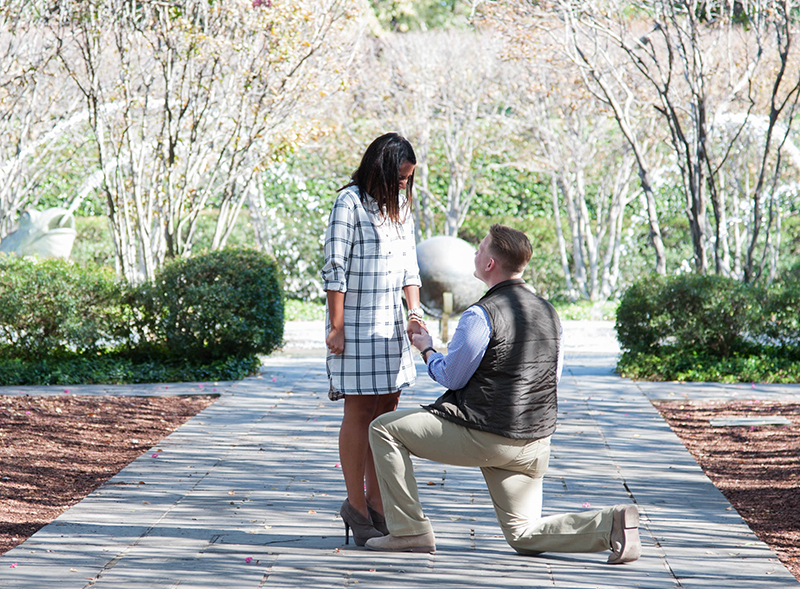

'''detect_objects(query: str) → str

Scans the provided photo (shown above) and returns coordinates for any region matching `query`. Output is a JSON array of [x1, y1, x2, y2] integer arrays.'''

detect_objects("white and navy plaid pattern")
[[322, 186, 421, 399]]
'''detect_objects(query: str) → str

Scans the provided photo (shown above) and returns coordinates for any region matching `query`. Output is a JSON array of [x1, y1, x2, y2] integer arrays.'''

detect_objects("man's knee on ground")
[[512, 546, 545, 556], [500, 522, 538, 554], [504, 532, 545, 556]]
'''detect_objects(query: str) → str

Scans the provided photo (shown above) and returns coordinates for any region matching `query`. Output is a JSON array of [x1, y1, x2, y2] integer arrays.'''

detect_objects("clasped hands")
[[406, 318, 433, 353]]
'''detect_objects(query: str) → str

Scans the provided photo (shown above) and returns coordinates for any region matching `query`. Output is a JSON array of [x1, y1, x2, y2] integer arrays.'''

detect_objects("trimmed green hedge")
[[133, 248, 284, 362], [0, 353, 261, 385], [0, 248, 283, 385], [615, 274, 800, 382], [615, 349, 800, 383], [0, 255, 127, 360]]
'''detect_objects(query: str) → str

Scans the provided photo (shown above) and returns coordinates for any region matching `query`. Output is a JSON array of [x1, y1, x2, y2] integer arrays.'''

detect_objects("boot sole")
[[608, 505, 640, 564]]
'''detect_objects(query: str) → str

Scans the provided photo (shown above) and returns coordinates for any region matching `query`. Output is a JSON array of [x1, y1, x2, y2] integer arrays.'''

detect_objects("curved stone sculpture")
[[416, 235, 486, 318], [0, 208, 77, 259]]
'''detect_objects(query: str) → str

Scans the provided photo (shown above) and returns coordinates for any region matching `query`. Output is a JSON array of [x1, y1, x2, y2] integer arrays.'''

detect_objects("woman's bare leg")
[[340, 395, 380, 516], [340, 393, 400, 517]]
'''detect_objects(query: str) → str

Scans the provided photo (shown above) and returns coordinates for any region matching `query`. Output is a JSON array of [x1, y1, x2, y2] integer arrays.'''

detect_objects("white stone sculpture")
[[0, 208, 77, 259], [416, 235, 486, 317]]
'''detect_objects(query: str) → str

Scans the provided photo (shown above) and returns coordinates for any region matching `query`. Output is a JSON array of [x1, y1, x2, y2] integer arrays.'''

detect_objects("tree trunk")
[[551, 174, 576, 299], [557, 174, 588, 298]]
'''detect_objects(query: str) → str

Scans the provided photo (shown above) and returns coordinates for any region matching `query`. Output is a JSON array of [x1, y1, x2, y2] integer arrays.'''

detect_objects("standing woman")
[[321, 133, 424, 546]]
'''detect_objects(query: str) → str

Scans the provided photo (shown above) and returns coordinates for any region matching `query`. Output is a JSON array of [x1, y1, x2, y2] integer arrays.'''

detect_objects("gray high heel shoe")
[[340, 499, 383, 546], [367, 504, 389, 536]]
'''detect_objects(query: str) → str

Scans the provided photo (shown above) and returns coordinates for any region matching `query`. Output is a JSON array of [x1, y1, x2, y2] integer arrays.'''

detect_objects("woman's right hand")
[[326, 290, 346, 355], [326, 326, 345, 355]]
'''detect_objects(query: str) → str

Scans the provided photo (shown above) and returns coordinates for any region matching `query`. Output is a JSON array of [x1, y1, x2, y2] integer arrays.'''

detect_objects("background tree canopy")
[[2, 0, 800, 304]]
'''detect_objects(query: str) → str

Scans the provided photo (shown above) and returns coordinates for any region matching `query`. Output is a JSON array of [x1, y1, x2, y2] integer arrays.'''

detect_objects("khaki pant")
[[369, 408, 615, 554]]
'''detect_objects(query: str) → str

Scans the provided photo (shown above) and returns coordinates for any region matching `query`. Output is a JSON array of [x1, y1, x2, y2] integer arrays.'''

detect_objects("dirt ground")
[[0, 393, 798, 582], [0, 394, 217, 555], [653, 400, 800, 582]]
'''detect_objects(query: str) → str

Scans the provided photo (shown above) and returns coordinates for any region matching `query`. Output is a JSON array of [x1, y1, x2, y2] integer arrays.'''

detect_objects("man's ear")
[[485, 257, 496, 272]]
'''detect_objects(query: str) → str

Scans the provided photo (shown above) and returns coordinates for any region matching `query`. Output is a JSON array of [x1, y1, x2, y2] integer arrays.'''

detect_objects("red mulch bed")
[[0, 394, 216, 555], [653, 400, 800, 582]]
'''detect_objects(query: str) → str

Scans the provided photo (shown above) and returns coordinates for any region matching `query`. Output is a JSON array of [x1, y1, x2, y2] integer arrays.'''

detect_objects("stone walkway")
[[0, 322, 797, 587]]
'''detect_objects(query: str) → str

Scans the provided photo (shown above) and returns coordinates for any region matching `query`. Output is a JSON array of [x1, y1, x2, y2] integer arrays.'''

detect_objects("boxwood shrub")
[[135, 248, 284, 362], [0, 247, 283, 385], [0, 254, 127, 360], [616, 274, 800, 382]]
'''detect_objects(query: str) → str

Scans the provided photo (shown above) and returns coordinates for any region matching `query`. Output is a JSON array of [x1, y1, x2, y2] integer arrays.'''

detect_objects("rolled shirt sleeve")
[[321, 195, 354, 293]]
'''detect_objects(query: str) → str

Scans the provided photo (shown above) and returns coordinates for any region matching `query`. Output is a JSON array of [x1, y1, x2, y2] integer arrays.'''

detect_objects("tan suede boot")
[[365, 531, 436, 553]]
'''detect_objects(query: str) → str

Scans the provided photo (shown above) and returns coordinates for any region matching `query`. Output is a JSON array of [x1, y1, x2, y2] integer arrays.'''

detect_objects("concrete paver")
[[0, 321, 797, 587]]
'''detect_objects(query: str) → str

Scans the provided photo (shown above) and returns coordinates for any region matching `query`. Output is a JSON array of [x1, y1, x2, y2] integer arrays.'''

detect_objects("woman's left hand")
[[406, 318, 427, 340]]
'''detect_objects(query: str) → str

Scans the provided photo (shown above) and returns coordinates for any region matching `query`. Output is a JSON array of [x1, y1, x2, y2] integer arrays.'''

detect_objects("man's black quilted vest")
[[425, 279, 560, 440]]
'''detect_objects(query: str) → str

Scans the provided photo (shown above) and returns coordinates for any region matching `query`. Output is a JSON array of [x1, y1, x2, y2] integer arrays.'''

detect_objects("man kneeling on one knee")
[[366, 224, 641, 564]]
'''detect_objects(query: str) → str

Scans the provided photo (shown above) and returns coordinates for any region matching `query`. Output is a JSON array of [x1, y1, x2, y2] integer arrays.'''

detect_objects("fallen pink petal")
[[152, 453, 159, 458], [10, 563, 17, 568], [582, 502, 591, 508], [245, 557, 253, 564]]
